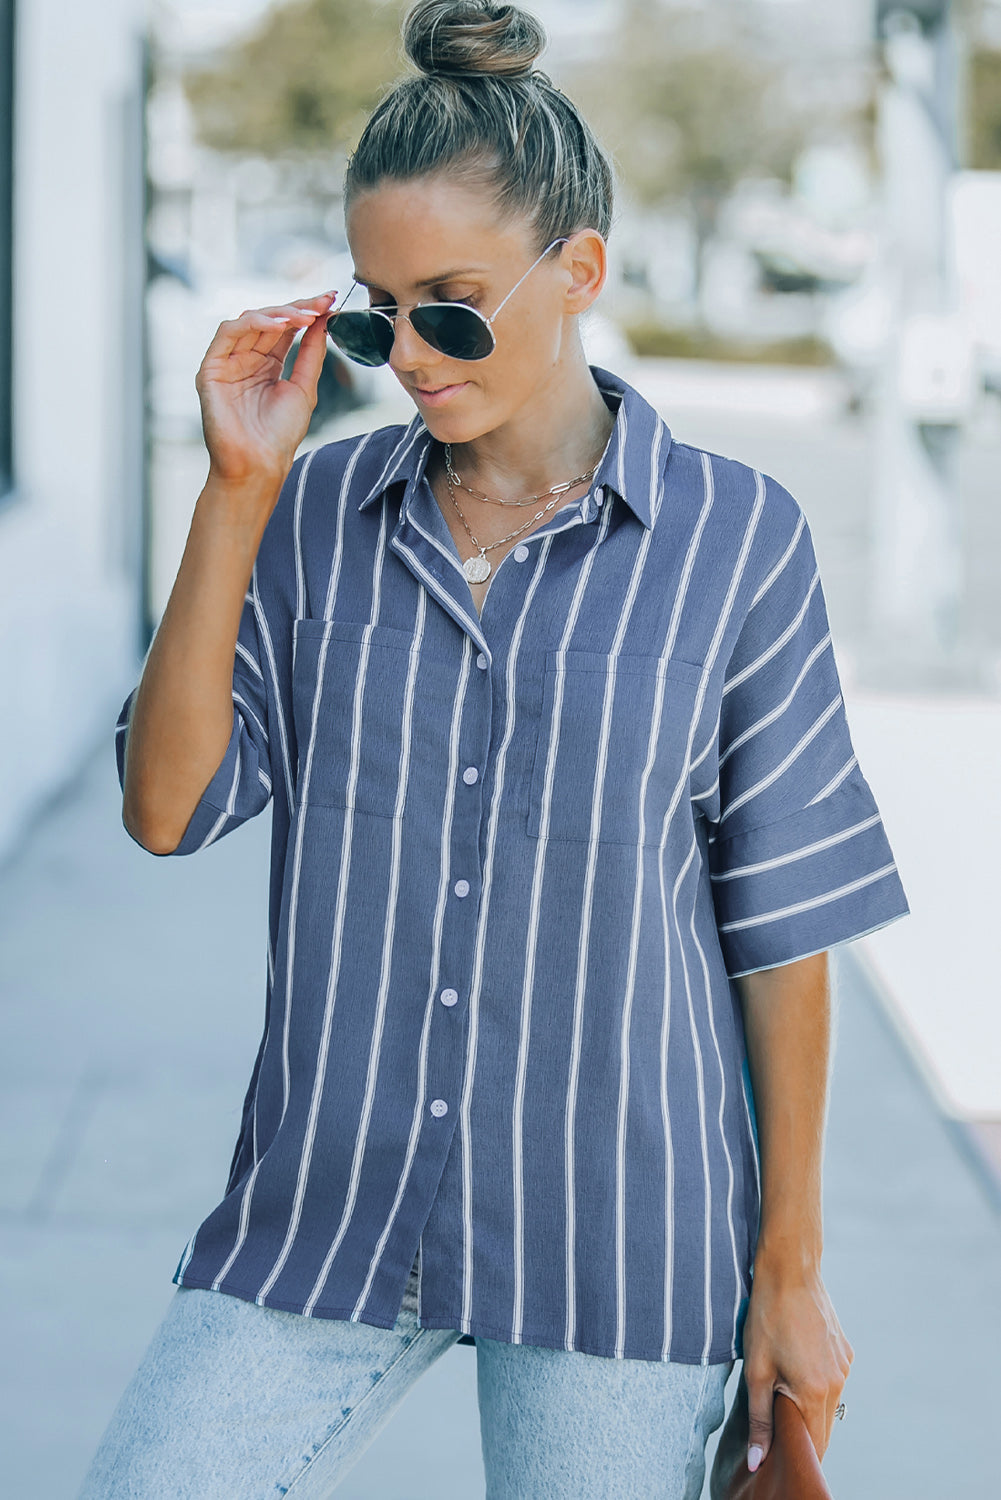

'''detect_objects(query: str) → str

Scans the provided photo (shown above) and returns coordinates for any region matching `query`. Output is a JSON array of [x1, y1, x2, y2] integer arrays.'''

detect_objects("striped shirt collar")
[[357, 364, 669, 530]]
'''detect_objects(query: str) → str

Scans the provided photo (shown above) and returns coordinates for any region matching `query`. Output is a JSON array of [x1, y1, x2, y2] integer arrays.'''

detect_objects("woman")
[[82, 2, 910, 1496]]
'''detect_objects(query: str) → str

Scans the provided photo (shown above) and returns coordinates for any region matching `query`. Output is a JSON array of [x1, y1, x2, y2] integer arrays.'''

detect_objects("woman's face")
[[344, 174, 598, 444]]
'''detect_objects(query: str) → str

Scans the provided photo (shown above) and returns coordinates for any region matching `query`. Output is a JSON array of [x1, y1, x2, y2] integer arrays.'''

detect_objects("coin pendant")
[[463, 554, 491, 584]]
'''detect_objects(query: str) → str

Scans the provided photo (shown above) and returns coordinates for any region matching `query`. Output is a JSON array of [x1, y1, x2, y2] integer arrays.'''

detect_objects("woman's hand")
[[741, 1252, 853, 1470], [194, 290, 337, 495]]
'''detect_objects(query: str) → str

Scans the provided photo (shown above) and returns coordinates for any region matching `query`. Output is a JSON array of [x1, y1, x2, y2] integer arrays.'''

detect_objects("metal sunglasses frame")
[[325, 237, 570, 365]]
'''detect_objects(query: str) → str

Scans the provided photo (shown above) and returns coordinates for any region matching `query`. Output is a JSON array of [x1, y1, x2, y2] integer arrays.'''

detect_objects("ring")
[[834, 1402, 846, 1421]]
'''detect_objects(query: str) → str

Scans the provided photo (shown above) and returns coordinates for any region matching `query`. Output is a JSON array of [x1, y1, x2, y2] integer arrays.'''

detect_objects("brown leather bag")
[[709, 1368, 835, 1500]]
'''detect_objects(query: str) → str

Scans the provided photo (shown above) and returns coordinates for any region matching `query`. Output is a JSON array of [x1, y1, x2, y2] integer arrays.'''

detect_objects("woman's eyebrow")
[[352, 266, 487, 290]]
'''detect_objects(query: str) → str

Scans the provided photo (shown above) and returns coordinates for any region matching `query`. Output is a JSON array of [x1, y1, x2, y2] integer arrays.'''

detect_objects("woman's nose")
[[388, 313, 440, 372]]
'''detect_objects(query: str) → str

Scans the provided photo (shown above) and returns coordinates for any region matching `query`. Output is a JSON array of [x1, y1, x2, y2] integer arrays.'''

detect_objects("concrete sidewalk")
[[1, 717, 999, 1498]]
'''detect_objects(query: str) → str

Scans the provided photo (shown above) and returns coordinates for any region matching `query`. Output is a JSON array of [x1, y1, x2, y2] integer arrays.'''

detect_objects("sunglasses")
[[325, 238, 569, 367]]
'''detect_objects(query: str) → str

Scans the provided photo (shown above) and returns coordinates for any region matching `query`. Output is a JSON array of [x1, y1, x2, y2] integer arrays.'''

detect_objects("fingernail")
[[747, 1445, 764, 1472]]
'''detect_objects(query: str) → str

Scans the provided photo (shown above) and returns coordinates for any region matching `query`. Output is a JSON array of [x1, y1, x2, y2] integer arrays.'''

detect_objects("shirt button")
[[595, 486, 605, 505], [430, 1099, 449, 1118], [462, 766, 479, 785], [453, 879, 470, 898], [476, 653, 488, 670], [513, 544, 530, 562], [440, 988, 458, 1007]]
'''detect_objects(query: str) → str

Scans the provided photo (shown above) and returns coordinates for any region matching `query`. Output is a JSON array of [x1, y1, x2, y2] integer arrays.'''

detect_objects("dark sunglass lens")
[[326, 311, 394, 367], [412, 304, 494, 361]]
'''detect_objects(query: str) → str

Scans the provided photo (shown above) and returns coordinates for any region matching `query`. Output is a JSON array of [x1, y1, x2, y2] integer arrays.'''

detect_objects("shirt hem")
[[726, 906, 910, 978], [173, 1271, 739, 1365]]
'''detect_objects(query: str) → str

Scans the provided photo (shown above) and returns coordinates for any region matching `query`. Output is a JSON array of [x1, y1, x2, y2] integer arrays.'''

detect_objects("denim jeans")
[[77, 1257, 733, 1499]]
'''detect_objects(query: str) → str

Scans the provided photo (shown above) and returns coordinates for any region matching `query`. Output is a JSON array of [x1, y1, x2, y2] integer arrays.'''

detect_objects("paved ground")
[[3, 365, 1000, 1496]]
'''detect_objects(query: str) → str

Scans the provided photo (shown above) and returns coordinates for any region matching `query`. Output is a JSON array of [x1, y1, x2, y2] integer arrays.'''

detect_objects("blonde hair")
[[344, 1, 614, 249]]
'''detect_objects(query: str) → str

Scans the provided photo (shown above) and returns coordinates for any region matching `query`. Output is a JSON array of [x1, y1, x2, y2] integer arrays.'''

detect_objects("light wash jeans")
[[77, 1257, 733, 1499]]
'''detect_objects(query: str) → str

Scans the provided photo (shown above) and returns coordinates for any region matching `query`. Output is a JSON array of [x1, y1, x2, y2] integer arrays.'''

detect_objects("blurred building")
[[0, 0, 149, 862]]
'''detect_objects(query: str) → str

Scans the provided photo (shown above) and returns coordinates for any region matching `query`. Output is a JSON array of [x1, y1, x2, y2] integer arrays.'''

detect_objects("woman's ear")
[[562, 229, 607, 316]]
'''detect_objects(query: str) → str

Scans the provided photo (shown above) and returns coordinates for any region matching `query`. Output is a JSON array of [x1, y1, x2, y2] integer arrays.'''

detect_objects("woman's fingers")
[[204, 293, 338, 363], [285, 306, 334, 398]]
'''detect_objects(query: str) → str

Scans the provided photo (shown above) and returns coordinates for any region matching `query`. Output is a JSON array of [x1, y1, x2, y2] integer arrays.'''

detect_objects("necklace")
[[442, 445, 602, 584], [444, 444, 599, 508], [444, 471, 566, 583]]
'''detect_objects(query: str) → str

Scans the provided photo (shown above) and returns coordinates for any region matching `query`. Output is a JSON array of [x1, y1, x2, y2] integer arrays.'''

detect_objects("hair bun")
[[404, 1, 546, 79]]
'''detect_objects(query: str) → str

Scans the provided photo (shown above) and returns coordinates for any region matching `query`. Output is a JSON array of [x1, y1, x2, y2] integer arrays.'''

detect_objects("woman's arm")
[[122, 292, 334, 854], [735, 951, 854, 1471]]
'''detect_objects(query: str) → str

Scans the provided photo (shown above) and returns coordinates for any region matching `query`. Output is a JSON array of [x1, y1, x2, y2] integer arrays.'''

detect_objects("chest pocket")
[[291, 617, 454, 816], [527, 649, 707, 846]]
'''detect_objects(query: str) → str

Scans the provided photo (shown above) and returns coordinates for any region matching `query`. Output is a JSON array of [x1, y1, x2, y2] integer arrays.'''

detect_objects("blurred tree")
[[566, 0, 819, 312], [969, 49, 1001, 165], [184, 0, 407, 158]]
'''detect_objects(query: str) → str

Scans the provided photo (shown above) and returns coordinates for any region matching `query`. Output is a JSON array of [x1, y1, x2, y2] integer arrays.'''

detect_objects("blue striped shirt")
[[115, 365, 909, 1365]]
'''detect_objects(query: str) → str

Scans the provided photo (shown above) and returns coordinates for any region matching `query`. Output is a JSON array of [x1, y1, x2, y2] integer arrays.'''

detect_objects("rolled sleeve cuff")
[[709, 778, 911, 977], [115, 694, 252, 858]]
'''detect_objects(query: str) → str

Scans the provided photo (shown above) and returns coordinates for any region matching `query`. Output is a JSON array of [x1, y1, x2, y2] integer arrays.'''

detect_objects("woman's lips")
[[413, 382, 469, 407]]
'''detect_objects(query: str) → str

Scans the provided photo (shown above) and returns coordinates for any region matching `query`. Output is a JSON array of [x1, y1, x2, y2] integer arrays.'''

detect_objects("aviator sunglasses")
[[325, 238, 569, 367]]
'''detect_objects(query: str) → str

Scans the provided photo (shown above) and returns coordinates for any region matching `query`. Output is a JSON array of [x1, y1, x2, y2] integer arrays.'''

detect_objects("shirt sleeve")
[[114, 581, 273, 857], [707, 487, 910, 977]]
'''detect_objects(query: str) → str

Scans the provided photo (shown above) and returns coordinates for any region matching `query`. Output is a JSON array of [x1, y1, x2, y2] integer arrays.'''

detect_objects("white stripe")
[[671, 838, 714, 1358], [175, 1231, 198, 1281], [293, 448, 307, 621], [808, 754, 857, 804], [653, 459, 766, 1359], [719, 695, 842, 826], [654, 444, 723, 1362], [359, 420, 427, 507], [614, 418, 714, 1357], [233, 691, 268, 747], [616, 655, 671, 1355], [718, 633, 832, 770], [718, 863, 898, 931], [322, 433, 379, 618], [219, 448, 365, 1298], [710, 814, 881, 882], [209, 1157, 264, 1292], [690, 723, 719, 773], [649, 411, 669, 526], [350, 638, 474, 1318], [560, 507, 651, 1349], [235, 640, 264, 681], [401, 507, 471, 573], [255, 499, 393, 1303], [503, 485, 623, 1342], [304, 590, 430, 1317], [568, 551, 654, 1353], [252, 445, 322, 815], [749, 511, 805, 610], [686, 851, 742, 1359], [470, 526, 578, 1341], [722, 570, 821, 697], [192, 737, 242, 851], [391, 539, 487, 656], [658, 818, 676, 1359]]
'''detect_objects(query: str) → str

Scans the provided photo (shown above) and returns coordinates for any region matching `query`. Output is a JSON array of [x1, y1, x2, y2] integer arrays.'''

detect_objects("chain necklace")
[[445, 467, 601, 584], [444, 443, 599, 508], [442, 445, 602, 585]]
